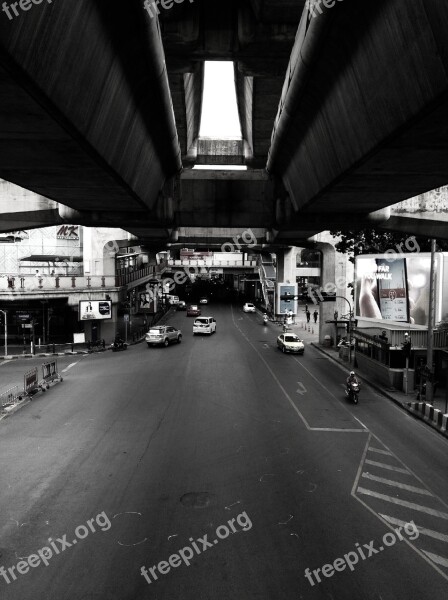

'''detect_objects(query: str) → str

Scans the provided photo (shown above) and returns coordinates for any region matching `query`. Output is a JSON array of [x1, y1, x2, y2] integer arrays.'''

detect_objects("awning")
[[19, 255, 83, 262]]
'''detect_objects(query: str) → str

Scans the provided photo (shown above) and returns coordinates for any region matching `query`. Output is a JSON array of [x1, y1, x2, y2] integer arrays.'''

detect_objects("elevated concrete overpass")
[[1, 0, 448, 247]]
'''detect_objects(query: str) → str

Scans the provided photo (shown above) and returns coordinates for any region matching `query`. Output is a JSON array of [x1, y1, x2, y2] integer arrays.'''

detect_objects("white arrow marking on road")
[[62, 361, 78, 373], [296, 382, 307, 395]]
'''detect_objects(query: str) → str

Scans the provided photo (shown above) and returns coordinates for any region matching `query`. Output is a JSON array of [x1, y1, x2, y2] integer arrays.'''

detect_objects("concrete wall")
[[356, 353, 404, 390]]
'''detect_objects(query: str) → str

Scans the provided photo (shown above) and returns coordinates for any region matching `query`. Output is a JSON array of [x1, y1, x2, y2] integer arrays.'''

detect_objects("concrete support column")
[[312, 235, 354, 345], [276, 248, 298, 284]]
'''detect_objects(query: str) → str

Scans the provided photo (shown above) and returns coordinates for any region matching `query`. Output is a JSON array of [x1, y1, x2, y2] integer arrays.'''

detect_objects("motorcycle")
[[263, 315, 268, 325], [111, 340, 128, 352], [345, 381, 360, 404]]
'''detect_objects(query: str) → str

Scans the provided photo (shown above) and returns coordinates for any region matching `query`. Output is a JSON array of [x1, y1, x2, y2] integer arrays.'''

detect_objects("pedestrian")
[[313, 310, 318, 323], [306, 309, 310, 323]]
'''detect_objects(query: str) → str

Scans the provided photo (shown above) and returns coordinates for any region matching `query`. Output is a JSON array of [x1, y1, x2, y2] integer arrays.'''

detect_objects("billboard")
[[78, 300, 112, 321], [355, 253, 448, 327], [276, 283, 298, 314]]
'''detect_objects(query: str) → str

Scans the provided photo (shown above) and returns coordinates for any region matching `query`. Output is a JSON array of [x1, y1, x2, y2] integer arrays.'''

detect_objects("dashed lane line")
[[61, 362, 79, 373], [362, 472, 433, 496]]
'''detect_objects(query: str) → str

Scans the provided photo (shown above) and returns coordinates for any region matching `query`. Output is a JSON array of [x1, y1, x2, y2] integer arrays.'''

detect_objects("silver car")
[[146, 326, 182, 347]]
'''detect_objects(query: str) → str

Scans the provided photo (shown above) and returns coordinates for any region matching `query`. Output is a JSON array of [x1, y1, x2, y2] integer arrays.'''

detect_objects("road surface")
[[0, 304, 447, 599]]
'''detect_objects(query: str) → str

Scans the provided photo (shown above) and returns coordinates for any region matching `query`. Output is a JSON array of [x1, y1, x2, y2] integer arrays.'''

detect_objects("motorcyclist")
[[263, 313, 268, 324], [114, 334, 124, 347], [346, 371, 359, 391]]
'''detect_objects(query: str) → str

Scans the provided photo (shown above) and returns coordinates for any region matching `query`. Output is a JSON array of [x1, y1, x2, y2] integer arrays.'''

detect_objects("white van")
[[193, 316, 217, 335], [166, 295, 179, 305]]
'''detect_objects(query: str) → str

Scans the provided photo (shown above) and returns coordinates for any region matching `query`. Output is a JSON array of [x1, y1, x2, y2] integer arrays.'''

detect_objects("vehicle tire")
[[354, 394, 358, 404], [177, 335, 182, 343], [164, 338, 169, 347], [282, 346, 286, 353], [147, 343, 151, 348]]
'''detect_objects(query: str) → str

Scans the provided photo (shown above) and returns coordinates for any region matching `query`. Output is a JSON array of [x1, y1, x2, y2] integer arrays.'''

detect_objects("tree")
[[329, 228, 448, 262]]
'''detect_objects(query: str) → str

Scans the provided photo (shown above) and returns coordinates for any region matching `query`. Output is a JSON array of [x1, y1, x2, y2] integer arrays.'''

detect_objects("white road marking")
[[380, 514, 448, 543], [421, 550, 448, 569], [61, 361, 78, 373], [364, 459, 411, 474], [231, 306, 366, 433], [296, 382, 307, 395], [368, 447, 392, 456], [357, 487, 448, 520], [292, 355, 368, 430], [362, 472, 433, 496]]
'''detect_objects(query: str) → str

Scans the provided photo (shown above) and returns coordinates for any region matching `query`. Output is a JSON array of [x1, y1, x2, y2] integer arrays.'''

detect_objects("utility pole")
[[426, 239, 437, 403], [0, 310, 7, 358]]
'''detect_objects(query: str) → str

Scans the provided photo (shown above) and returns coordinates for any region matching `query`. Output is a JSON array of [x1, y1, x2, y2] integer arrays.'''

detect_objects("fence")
[[0, 386, 20, 407], [41, 360, 62, 388], [24, 367, 39, 395], [0, 275, 119, 292]]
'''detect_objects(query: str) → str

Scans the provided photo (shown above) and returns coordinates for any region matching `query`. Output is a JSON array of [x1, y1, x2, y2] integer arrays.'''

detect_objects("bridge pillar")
[[312, 236, 354, 346], [276, 248, 298, 284]]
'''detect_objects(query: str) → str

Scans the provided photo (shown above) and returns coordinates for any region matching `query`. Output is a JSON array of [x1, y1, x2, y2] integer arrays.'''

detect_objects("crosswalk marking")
[[380, 514, 448, 543], [357, 487, 448, 520], [362, 472, 433, 496], [421, 550, 448, 569], [364, 459, 411, 475], [368, 446, 392, 456]]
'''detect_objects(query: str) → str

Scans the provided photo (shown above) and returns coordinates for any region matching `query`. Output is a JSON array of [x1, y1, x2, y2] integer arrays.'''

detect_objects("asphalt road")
[[0, 304, 447, 599]]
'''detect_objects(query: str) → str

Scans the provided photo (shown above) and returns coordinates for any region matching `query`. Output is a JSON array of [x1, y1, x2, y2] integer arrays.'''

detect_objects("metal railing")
[[0, 385, 20, 407], [354, 328, 448, 349], [0, 275, 120, 292]]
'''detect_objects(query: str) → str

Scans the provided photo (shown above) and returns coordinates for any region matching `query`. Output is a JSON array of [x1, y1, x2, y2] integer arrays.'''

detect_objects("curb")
[[311, 343, 448, 439]]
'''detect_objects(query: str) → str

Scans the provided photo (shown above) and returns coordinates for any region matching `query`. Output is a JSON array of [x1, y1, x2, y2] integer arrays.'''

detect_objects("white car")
[[199, 297, 209, 304], [277, 333, 305, 354], [146, 326, 182, 347], [243, 303, 256, 313], [193, 317, 216, 335]]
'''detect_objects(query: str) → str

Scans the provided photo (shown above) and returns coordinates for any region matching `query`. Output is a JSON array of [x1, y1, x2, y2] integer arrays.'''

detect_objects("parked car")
[[199, 297, 209, 304], [243, 302, 256, 313], [187, 304, 201, 317], [277, 333, 305, 354], [146, 326, 182, 347], [176, 301, 187, 311], [193, 317, 217, 335]]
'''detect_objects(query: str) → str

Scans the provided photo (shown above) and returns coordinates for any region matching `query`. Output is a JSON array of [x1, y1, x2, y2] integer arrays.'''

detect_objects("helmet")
[[350, 371, 355, 376]]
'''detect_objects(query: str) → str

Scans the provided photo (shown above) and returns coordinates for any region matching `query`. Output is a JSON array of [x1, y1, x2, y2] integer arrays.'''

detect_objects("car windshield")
[[149, 329, 163, 334], [285, 335, 300, 342], [190, 305, 198, 309], [195, 318, 207, 324]]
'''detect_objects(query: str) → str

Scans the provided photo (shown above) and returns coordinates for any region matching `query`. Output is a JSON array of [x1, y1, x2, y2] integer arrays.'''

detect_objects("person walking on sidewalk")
[[306, 308, 311, 323], [313, 310, 318, 323]]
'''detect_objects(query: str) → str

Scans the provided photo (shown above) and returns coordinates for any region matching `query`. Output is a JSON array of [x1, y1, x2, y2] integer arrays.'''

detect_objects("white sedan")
[[243, 303, 256, 313], [277, 333, 305, 354]]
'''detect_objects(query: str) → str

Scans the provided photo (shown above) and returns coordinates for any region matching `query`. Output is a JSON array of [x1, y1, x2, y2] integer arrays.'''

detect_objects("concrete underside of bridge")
[[0, 0, 447, 247]]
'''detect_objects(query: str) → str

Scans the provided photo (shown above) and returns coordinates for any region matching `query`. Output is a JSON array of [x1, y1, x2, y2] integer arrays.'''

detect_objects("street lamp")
[[0, 309, 7, 358]]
